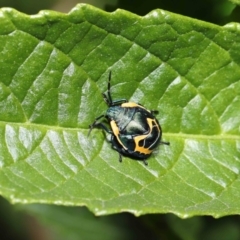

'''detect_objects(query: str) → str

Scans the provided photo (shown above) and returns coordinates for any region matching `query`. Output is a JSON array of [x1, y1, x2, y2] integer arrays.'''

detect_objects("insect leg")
[[150, 110, 159, 115], [143, 159, 148, 166], [88, 115, 112, 136], [160, 141, 170, 145]]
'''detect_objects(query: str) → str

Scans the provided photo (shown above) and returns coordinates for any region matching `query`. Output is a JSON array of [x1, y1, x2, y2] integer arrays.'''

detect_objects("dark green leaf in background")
[[22, 204, 129, 240], [107, 0, 238, 25], [0, 4, 239, 217], [229, 0, 240, 5]]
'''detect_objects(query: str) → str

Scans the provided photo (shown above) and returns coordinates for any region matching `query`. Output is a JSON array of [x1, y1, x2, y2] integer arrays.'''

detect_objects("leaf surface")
[[0, 4, 240, 217]]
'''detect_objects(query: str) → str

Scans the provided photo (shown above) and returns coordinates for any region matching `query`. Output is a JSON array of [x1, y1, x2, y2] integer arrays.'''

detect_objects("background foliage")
[[0, 0, 240, 239]]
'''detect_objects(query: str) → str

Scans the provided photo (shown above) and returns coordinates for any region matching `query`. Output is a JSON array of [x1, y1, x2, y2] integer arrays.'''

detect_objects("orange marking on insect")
[[121, 102, 150, 112], [134, 118, 160, 155], [134, 134, 152, 155], [110, 120, 127, 150]]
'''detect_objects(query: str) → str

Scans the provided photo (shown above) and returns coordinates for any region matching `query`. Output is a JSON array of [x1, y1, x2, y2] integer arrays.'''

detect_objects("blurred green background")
[[0, 0, 239, 24], [0, 0, 240, 239]]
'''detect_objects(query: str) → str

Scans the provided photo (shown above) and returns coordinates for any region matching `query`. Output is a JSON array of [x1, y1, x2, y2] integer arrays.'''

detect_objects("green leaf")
[[229, 0, 240, 5], [0, 4, 239, 217]]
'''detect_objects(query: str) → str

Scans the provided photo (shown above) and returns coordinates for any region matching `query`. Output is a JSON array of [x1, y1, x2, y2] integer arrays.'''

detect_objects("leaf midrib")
[[0, 122, 239, 140], [166, 133, 240, 140]]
